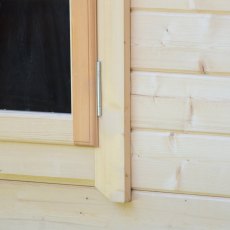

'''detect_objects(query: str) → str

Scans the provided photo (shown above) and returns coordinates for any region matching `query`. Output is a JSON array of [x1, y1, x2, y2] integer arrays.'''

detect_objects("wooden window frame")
[[71, 0, 98, 147], [0, 0, 131, 203], [0, 0, 98, 147]]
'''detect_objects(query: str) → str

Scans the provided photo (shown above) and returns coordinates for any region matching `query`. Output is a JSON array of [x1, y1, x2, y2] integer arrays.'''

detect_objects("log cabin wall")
[[131, 0, 230, 197], [2, 1, 230, 229]]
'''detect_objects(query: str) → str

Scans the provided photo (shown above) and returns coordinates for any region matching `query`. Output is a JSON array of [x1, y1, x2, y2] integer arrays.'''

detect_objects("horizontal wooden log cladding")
[[131, 0, 230, 200], [1, 181, 230, 229], [0, 141, 94, 182], [131, 12, 230, 74], [132, 130, 230, 196], [132, 72, 230, 135], [132, 0, 230, 13]]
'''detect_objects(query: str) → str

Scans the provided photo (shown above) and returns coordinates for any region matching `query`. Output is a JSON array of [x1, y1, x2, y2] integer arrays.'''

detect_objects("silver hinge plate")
[[96, 61, 102, 117]]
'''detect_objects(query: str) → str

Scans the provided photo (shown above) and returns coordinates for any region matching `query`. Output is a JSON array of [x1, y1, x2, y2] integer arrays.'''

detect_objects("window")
[[0, 0, 98, 146], [0, 0, 131, 203], [0, 0, 71, 113]]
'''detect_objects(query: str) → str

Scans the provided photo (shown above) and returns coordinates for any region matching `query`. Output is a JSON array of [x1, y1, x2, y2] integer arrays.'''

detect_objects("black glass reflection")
[[0, 0, 71, 113]]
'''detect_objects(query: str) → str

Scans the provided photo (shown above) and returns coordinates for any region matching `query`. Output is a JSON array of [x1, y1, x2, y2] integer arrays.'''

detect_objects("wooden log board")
[[0, 180, 230, 229], [0, 141, 94, 184], [132, 130, 230, 197], [132, 0, 230, 13], [132, 72, 230, 135], [132, 12, 230, 74]]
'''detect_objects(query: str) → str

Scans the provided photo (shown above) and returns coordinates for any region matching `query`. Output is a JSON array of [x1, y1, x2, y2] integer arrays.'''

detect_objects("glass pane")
[[0, 0, 71, 113]]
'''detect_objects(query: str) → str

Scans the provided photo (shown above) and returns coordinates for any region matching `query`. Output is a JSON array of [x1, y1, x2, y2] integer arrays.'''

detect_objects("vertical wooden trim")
[[124, 0, 131, 202], [95, 0, 131, 203], [71, 0, 98, 147], [88, 0, 99, 147]]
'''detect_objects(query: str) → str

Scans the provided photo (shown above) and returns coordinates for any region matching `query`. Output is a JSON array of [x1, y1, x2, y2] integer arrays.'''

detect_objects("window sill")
[[0, 110, 73, 145]]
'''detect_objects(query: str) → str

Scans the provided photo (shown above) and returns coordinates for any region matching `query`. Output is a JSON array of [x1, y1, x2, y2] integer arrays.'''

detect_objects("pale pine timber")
[[124, 0, 132, 202], [132, 0, 230, 13], [131, 12, 230, 74], [0, 180, 230, 230], [0, 111, 73, 145], [0, 0, 99, 146], [71, 0, 98, 146], [0, 141, 94, 184], [132, 72, 230, 135], [95, 0, 131, 202], [132, 130, 230, 197]]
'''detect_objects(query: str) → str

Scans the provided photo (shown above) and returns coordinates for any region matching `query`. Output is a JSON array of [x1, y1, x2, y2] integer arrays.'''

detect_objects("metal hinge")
[[96, 61, 102, 117]]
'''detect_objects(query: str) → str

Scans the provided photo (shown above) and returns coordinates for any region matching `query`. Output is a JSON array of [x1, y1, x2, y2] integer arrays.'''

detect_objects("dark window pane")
[[0, 0, 71, 113]]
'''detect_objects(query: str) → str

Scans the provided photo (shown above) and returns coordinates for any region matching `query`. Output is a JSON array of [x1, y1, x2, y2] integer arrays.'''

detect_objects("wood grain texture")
[[0, 111, 73, 144], [124, 0, 132, 202], [95, 0, 131, 202], [0, 181, 230, 230], [132, 0, 230, 13], [0, 174, 94, 186], [132, 72, 230, 135], [71, 0, 98, 146], [131, 12, 230, 74], [132, 130, 230, 197], [0, 141, 94, 181]]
